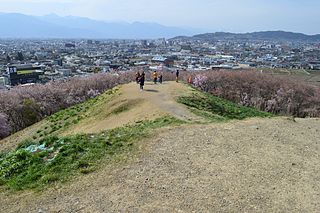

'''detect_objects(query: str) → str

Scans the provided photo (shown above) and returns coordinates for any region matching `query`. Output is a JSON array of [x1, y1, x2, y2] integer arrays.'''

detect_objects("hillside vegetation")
[[178, 88, 271, 122], [0, 72, 132, 139], [0, 81, 319, 213], [2, 69, 319, 140], [0, 82, 270, 191], [192, 70, 320, 117]]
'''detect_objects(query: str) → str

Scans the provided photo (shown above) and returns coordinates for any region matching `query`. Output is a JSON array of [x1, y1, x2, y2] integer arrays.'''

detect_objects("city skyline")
[[0, 0, 320, 35]]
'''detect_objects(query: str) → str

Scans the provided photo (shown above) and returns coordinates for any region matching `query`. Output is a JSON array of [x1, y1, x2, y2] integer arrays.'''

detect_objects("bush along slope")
[[32, 87, 119, 142], [0, 116, 183, 191], [191, 70, 320, 118], [0, 72, 134, 139], [178, 87, 272, 122]]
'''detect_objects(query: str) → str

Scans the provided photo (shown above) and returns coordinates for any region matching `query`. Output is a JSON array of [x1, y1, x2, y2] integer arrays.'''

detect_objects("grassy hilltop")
[[0, 78, 319, 213], [0, 82, 271, 191]]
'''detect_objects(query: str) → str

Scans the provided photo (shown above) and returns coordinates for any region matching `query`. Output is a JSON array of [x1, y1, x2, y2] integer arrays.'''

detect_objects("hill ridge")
[[171, 30, 320, 41], [0, 13, 195, 39]]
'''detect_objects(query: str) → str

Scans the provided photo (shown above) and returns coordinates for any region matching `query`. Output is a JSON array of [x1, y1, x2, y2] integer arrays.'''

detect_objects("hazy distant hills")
[[0, 13, 195, 39], [1, 13, 319, 41], [173, 31, 320, 42]]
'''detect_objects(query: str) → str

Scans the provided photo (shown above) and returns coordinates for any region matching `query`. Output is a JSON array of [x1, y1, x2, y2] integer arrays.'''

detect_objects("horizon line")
[[0, 12, 320, 36]]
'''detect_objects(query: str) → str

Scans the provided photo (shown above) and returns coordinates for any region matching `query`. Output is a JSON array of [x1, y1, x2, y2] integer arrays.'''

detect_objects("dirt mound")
[[63, 81, 203, 135], [0, 81, 201, 152], [1, 82, 319, 212], [1, 117, 319, 212]]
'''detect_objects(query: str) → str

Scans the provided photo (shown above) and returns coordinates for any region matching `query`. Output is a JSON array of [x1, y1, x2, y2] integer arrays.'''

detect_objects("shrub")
[[192, 70, 320, 117], [0, 113, 11, 138], [0, 72, 133, 139]]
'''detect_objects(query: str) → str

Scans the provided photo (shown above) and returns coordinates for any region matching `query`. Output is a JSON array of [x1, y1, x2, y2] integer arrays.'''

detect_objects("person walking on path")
[[153, 71, 158, 84], [176, 69, 180, 82], [135, 71, 140, 84], [158, 73, 163, 84], [139, 71, 145, 90]]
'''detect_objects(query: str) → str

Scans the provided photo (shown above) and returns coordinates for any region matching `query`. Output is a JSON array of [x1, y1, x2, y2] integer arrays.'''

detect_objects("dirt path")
[[1, 117, 319, 212], [63, 81, 203, 135], [0, 81, 201, 151]]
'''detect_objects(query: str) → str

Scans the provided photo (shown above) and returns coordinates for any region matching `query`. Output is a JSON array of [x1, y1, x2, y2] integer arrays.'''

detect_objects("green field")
[[17, 70, 35, 75], [255, 68, 320, 86]]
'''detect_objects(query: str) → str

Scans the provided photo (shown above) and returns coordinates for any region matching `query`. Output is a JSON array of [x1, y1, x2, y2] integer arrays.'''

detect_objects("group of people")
[[135, 69, 180, 91]]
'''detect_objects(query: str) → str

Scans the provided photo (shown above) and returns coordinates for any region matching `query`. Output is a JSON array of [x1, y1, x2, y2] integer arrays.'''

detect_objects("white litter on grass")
[[24, 144, 54, 153]]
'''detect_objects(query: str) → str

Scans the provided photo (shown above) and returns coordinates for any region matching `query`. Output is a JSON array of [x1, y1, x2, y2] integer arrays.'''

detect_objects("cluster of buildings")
[[0, 38, 319, 89]]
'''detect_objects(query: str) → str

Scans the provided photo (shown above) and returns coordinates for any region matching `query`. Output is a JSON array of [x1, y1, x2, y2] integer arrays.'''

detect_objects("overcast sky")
[[1, 0, 320, 34]]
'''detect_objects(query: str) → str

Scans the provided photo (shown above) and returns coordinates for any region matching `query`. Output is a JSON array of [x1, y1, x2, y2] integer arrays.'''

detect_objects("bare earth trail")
[[63, 82, 204, 135], [1, 82, 320, 212], [0, 82, 202, 152]]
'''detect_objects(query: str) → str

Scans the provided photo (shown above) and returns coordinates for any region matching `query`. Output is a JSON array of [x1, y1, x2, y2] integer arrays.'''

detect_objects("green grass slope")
[[178, 87, 272, 122], [0, 83, 272, 191]]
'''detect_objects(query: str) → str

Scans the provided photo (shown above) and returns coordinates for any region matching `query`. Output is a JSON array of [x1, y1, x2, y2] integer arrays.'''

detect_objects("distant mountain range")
[[0, 13, 319, 41], [172, 31, 320, 42], [0, 13, 196, 39]]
